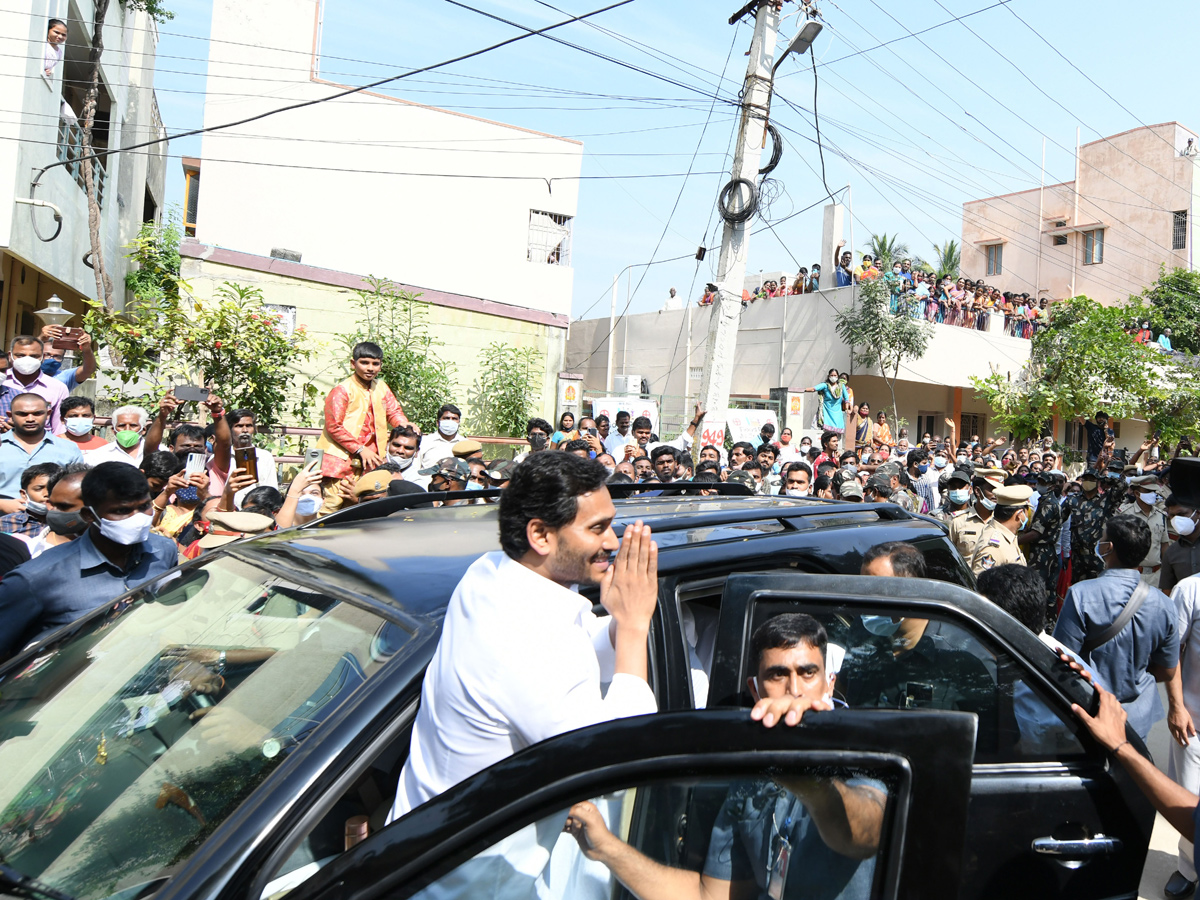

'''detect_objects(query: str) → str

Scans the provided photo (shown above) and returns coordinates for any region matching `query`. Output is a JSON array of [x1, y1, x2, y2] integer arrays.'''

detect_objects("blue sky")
[[154, 0, 1198, 320]]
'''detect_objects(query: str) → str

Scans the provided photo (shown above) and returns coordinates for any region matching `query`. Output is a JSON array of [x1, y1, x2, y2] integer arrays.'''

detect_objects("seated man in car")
[[564, 614, 884, 900]]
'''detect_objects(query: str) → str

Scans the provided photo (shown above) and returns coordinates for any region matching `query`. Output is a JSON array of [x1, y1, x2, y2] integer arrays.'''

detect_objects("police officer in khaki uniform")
[[1119, 473, 1170, 587], [949, 469, 1006, 560], [970, 484, 1034, 575], [940, 468, 974, 525]]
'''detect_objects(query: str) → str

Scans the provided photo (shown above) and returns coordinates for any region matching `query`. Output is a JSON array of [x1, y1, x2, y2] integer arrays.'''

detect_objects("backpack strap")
[[1081, 579, 1153, 659]]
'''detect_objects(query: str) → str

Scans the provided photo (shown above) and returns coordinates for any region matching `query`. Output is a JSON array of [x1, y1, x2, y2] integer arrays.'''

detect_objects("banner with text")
[[590, 397, 660, 436], [725, 408, 779, 446]]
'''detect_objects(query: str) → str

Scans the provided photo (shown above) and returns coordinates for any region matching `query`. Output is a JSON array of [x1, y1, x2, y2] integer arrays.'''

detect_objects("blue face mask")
[[977, 492, 997, 511], [1095, 541, 1109, 562], [465, 480, 483, 491], [40, 358, 62, 376], [948, 488, 971, 505], [862, 615, 902, 637], [917, 464, 929, 475]]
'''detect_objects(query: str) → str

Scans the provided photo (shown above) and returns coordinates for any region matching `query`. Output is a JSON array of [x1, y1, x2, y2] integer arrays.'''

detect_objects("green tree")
[[971, 295, 1200, 445], [468, 343, 543, 438], [931, 239, 961, 280], [337, 277, 456, 433], [1137, 265, 1200, 353], [124, 214, 183, 304], [834, 278, 933, 425], [862, 233, 911, 271]]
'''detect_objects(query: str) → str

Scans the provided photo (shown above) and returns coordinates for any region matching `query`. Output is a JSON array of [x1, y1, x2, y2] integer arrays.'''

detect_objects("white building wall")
[[196, 0, 583, 319]]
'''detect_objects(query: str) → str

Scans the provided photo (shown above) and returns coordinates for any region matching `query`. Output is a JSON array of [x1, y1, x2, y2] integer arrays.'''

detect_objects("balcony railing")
[[56, 118, 106, 207]]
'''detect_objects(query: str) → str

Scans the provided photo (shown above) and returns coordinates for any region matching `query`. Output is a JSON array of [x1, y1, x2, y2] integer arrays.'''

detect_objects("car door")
[[266, 709, 976, 900], [705, 572, 1156, 900]]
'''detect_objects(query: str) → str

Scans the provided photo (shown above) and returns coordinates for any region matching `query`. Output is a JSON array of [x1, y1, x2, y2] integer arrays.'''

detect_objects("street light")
[[772, 19, 823, 73], [33, 293, 72, 329]]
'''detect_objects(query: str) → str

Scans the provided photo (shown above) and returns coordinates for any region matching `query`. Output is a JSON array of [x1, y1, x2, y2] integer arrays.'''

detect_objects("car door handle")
[[1032, 834, 1124, 858]]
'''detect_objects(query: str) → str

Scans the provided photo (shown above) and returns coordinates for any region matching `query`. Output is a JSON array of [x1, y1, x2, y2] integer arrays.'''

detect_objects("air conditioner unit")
[[614, 375, 643, 395]]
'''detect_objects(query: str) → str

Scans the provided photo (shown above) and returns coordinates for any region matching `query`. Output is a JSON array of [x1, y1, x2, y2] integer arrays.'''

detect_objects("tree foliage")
[[971, 294, 1200, 445], [931, 239, 961, 280], [337, 277, 456, 434], [1137, 265, 1200, 354], [834, 278, 933, 426], [468, 343, 544, 438], [862, 233, 918, 271]]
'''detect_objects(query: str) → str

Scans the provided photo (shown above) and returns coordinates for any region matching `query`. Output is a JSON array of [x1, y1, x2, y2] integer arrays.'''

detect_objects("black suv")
[[0, 495, 1154, 900]]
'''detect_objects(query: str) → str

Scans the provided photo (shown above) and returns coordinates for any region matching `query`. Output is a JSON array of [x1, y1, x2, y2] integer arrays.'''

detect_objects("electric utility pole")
[[696, 1, 780, 447]]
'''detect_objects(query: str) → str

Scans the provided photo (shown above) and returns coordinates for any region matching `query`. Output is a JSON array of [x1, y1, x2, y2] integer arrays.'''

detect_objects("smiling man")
[[390, 450, 660, 820]]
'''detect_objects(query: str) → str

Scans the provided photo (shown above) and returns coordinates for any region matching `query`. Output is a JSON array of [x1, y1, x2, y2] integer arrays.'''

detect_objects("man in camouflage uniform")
[[1021, 469, 1065, 598], [948, 469, 1005, 560], [876, 461, 918, 512], [1062, 465, 1127, 585]]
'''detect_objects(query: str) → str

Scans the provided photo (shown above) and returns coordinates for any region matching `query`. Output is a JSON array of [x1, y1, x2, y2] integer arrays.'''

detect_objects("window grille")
[[527, 210, 572, 266], [1173, 210, 1188, 251]]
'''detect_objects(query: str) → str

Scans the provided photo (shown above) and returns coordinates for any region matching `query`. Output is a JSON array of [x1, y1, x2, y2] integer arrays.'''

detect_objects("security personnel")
[[949, 468, 1005, 560], [1062, 466, 1128, 585], [940, 468, 973, 525], [1021, 469, 1066, 597], [970, 483, 1034, 575], [1119, 474, 1169, 587]]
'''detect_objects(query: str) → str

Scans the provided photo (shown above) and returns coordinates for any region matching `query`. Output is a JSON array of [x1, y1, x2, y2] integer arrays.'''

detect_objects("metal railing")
[[56, 118, 106, 206]]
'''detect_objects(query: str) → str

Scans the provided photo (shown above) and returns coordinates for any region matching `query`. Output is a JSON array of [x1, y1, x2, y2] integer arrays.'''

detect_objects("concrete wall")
[[0, 0, 165, 344], [962, 122, 1198, 303], [179, 246, 567, 425], [195, 0, 582, 320]]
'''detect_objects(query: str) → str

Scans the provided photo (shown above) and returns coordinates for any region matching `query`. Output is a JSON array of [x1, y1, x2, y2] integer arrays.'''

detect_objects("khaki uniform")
[[941, 507, 968, 527], [970, 520, 1027, 574], [1119, 500, 1169, 587], [949, 509, 989, 560]]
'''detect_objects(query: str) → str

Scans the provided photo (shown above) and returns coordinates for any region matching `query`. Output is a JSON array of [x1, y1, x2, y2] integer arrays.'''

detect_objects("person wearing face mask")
[[0, 461, 177, 659], [778, 461, 812, 497], [905, 448, 939, 514], [0, 393, 83, 515], [1053, 516, 1179, 744], [1021, 470, 1067, 604], [514, 417, 553, 463], [0, 461, 61, 538], [1162, 498, 1200, 597], [948, 469, 1005, 560], [18, 464, 89, 559], [417, 403, 463, 470], [56, 397, 107, 452], [2, 336, 69, 435], [383, 424, 423, 486], [970, 485, 1034, 575], [86, 404, 151, 468], [804, 369, 848, 434], [1063, 467, 1128, 586], [940, 468, 974, 525], [38, 324, 97, 392], [1119, 477, 1170, 588]]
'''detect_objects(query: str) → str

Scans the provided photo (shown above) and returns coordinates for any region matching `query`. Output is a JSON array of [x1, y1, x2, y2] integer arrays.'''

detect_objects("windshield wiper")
[[0, 863, 75, 900]]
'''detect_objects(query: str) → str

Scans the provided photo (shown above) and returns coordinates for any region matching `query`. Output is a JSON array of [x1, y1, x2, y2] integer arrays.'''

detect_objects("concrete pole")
[[684, 301, 693, 421], [606, 272, 618, 393], [696, 0, 780, 441]]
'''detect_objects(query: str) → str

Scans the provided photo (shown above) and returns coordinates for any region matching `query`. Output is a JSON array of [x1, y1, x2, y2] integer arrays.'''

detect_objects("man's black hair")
[[838, 450, 857, 465], [976, 564, 1047, 635], [499, 451, 609, 560], [168, 424, 205, 447], [21, 462, 62, 492], [651, 445, 678, 463], [82, 461, 152, 508], [389, 424, 419, 442], [607, 472, 633, 485], [693, 471, 720, 483], [700, 444, 722, 457], [242, 485, 285, 516], [907, 447, 930, 468], [993, 504, 1024, 523], [60, 396, 95, 416], [820, 430, 839, 449], [11, 392, 47, 410], [526, 417, 552, 436], [352, 341, 383, 360], [813, 474, 832, 493], [564, 438, 591, 453], [1106, 514, 1152, 568], [228, 408, 256, 426], [437, 403, 462, 420], [760, 423, 776, 437], [696, 460, 721, 476], [783, 461, 813, 480], [741, 460, 764, 475], [615, 410, 630, 421], [1095, 410, 1109, 420], [595, 414, 610, 426], [632, 416, 653, 431], [46, 462, 90, 494], [757, 443, 778, 460], [750, 613, 828, 669], [730, 441, 755, 459], [861, 541, 926, 578], [816, 461, 837, 476], [141, 450, 184, 481]]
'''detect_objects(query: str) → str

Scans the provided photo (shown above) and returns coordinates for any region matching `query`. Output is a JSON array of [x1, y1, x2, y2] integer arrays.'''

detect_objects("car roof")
[[227, 497, 952, 622]]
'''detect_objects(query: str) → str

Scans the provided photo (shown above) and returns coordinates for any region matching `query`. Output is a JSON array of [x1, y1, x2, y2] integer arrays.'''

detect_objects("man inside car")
[[564, 614, 884, 900]]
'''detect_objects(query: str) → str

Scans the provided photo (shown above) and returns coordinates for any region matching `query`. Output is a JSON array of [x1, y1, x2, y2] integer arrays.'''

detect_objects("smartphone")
[[234, 446, 258, 482], [587, 428, 598, 437], [184, 452, 206, 477], [175, 385, 211, 403], [305, 448, 325, 471], [51, 326, 84, 350]]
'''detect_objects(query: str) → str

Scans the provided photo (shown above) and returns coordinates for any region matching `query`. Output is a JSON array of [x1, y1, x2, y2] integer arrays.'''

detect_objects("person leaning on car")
[[563, 614, 884, 900], [0, 461, 177, 659]]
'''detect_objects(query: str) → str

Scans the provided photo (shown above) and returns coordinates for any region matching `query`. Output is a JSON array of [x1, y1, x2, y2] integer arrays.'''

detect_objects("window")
[[1083, 228, 1104, 265], [1174, 210, 1188, 251], [527, 210, 572, 266], [960, 414, 985, 441], [1053, 234, 1068, 246], [184, 167, 200, 237], [1064, 420, 1085, 454], [986, 243, 1003, 276], [916, 412, 943, 440]]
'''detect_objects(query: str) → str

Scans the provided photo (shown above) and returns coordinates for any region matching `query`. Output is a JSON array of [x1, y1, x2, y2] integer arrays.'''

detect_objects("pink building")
[[961, 122, 1200, 303]]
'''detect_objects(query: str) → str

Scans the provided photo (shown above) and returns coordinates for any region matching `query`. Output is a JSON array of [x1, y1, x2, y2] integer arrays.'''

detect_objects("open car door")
[[265, 708, 976, 900], [703, 572, 1156, 900]]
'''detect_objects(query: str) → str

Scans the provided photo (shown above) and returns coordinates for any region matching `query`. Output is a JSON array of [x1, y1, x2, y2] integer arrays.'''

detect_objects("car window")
[[369, 767, 898, 900], [0, 556, 406, 900], [747, 601, 1085, 763]]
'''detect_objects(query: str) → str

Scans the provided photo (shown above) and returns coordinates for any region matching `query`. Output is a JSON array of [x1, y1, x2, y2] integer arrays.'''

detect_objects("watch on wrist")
[[216, 650, 226, 674]]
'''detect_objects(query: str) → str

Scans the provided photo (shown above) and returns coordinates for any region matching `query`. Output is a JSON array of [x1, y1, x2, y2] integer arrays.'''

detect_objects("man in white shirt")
[[417, 403, 462, 470], [391, 451, 659, 821], [602, 410, 636, 459], [635, 404, 707, 458], [227, 409, 279, 508], [83, 405, 149, 467], [1166, 574, 1200, 898], [385, 424, 424, 487]]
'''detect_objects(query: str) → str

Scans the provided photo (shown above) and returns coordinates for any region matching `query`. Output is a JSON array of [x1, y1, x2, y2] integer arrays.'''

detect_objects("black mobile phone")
[[587, 428, 598, 437], [175, 385, 210, 403]]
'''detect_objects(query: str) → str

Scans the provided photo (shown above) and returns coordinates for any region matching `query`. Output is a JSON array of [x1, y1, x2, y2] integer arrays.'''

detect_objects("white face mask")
[[65, 417, 94, 436], [88, 508, 152, 545], [1173, 515, 1197, 537], [295, 495, 322, 517], [438, 419, 459, 438], [1139, 491, 1158, 506], [785, 487, 808, 497], [389, 454, 414, 470], [12, 356, 42, 376]]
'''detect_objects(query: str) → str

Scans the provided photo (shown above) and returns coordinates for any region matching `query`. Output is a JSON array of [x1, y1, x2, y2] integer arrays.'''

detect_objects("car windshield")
[[0, 555, 405, 900]]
